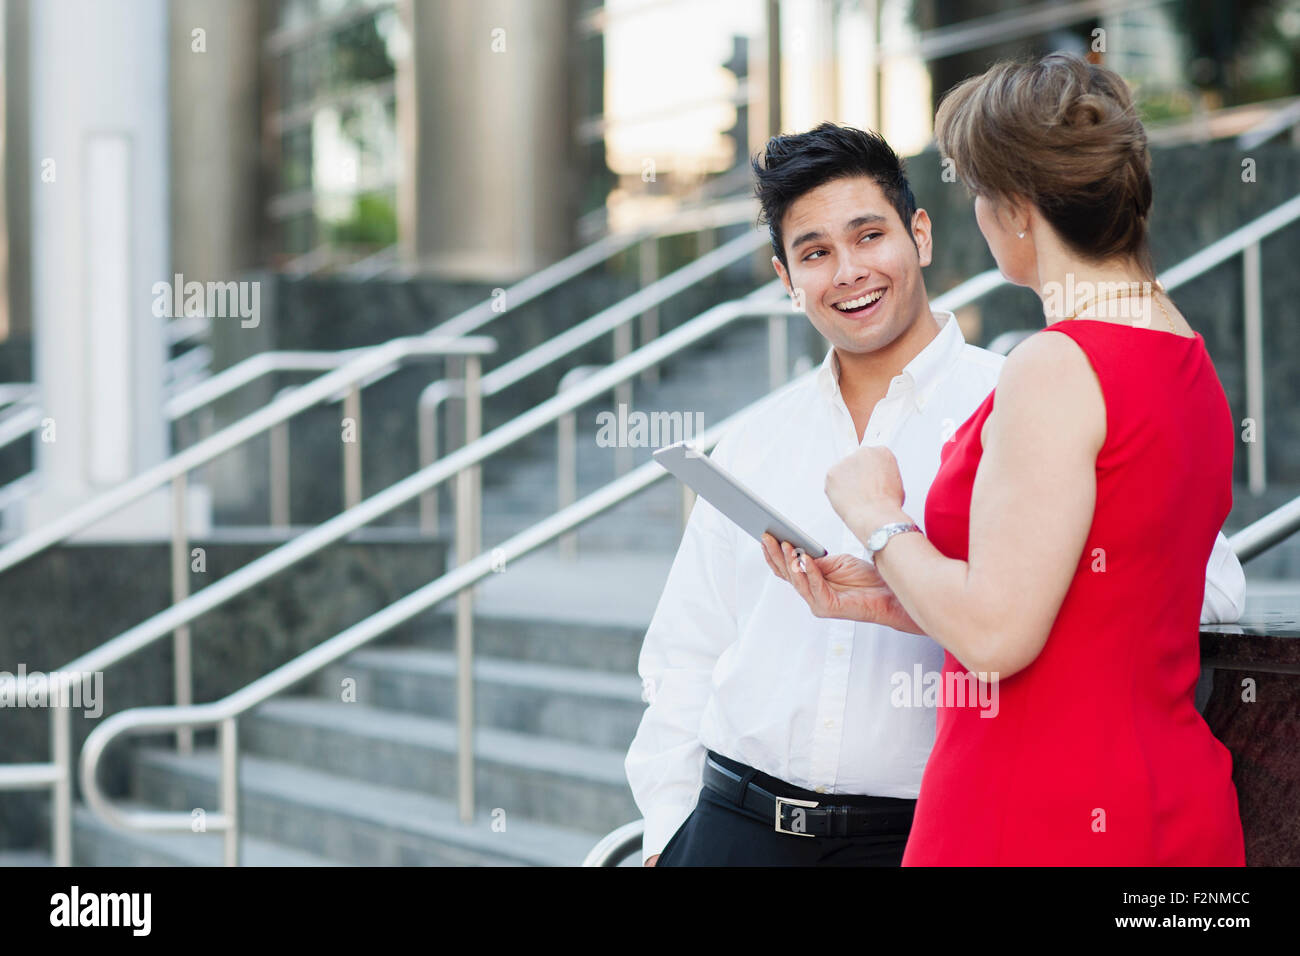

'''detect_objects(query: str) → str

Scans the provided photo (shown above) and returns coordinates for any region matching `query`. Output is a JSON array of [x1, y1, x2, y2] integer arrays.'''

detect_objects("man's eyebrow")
[[847, 214, 888, 229], [789, 228, 825, 250], [789, 214, 889, 250]]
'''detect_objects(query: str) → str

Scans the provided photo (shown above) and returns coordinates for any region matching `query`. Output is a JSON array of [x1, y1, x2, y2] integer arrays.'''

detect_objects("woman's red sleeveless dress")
[[902, 318, 1245, 866]]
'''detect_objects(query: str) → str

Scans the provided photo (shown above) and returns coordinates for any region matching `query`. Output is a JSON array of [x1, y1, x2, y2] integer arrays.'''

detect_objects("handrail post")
[[270, 416, 290, 530], [558, 410, 577, 557], [419, 394, 438, 535], [698, 225, 716, 256], [466, 357, 482, 565], [613, 322, 633, 476], [51, 699, 71, 866], [220, 716, 240, 866], [456, 356, 482, 824], [768, 313, 787, 390], [1243, 241, 1266, 495], [171, 474, 193, 755], [639, 236, 660, 385], [343, 385, 362, 509]]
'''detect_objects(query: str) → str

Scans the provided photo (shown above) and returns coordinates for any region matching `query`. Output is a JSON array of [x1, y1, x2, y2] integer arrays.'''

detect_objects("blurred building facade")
[[0, 0, 1298, 530]]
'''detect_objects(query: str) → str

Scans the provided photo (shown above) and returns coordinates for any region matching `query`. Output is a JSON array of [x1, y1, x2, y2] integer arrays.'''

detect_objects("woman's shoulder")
[[1000, 325, 1100, 389], [991, 327, 1107, 452]]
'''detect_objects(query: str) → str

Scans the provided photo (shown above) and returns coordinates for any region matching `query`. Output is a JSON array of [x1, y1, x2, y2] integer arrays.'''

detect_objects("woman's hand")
[[824, 445, 908, 541], [760, 533, 923, 633]]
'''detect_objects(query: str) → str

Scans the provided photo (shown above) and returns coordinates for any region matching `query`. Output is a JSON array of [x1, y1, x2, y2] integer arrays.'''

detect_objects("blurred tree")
[[912, 0, 1296, 112], [328, 14, 395, 91], [1181, 0, 1293, 104], [330, 192, 397, 247]]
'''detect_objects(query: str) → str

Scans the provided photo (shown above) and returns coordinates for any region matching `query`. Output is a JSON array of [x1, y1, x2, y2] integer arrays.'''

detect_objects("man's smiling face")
[[773, 176, 933, 357]]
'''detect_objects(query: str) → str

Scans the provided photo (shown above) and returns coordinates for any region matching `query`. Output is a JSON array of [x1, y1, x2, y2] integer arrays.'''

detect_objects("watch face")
[[867, 528, 889, 552]]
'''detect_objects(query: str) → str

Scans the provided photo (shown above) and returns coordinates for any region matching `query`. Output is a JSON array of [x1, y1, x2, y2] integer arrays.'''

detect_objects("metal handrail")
[[582, 820, 645, 867], [1229, 495, 1300, 564], [2, 291, 787, 865], [162, 351, 373, 422], [417, 231, 771, 531], [2, 195, 758, 550], [77, 368, 792, 863], [0, 336, 495, 576], [64, 291, 787, 860], [0, 198, 756, 864], [0, 384, 38, 406], [0, 401, 43, 452], [0, 337, 493, 867]]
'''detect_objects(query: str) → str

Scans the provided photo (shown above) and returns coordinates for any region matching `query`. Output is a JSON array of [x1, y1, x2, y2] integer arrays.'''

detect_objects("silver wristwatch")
[[863, 522, 921, 566]]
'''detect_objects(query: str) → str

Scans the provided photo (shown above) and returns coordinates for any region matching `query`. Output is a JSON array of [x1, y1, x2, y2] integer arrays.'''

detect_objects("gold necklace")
[[1064, 280, 1177, 333]]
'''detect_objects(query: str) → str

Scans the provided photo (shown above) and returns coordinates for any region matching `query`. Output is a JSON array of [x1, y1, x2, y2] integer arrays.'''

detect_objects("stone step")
[[319, 648, 644, 749], [239, 697, 639, 834], [68, 803, 340, 867], [412, 611, 647, 673], [132, 748, 602, 866], [0, 849, 50, 866]]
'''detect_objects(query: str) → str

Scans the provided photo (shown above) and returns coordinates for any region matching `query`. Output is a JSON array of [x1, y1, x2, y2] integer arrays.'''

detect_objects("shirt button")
[[823, 719, 834, 728], [833, 646, 845, 656]]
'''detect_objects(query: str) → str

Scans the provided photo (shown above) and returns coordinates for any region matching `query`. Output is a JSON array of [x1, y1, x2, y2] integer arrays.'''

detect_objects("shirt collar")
[[815, 309, 966, 413]]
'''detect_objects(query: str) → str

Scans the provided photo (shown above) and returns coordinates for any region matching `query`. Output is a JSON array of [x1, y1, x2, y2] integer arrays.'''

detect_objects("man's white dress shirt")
[[624, 309, 1246, 861]]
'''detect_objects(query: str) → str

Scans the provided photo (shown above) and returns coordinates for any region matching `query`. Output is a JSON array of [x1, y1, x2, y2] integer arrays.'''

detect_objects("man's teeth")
[[834, 290, 884, 311]]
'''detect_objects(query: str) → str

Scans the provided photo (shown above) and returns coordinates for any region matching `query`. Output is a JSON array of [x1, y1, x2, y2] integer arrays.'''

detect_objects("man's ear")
[[771, 255, 792, 294], [912, 209, 934, 268]]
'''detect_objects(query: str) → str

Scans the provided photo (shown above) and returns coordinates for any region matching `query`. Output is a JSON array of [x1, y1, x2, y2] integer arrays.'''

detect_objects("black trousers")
[[656, 750, 915, 867]]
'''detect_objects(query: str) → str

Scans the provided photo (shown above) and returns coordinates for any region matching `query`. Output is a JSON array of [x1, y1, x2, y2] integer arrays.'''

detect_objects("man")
[[625, 123, 1245, 866]]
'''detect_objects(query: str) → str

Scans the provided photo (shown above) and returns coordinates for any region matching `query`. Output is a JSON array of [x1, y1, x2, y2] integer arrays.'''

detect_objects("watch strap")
[[865, 522, 921, 565]]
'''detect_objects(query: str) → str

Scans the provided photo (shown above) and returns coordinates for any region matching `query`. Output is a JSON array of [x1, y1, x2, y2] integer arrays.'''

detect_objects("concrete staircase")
[[25, 553, 668, 866], [13, 320, 788, 866], [477, 320, 807, 551]]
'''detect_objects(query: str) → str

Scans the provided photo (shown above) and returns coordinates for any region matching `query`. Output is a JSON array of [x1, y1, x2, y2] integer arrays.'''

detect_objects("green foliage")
[[329, 192, 397, 246]]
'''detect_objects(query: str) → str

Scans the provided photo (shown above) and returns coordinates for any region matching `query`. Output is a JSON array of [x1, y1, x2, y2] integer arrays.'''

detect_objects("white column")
[[24, 0, 201, 537]]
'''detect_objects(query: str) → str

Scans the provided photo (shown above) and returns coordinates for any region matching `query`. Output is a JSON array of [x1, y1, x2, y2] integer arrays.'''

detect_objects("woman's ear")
[[998, 195, 1032, 238]]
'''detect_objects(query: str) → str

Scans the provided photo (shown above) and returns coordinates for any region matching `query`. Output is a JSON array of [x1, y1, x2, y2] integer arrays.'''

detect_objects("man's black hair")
[[751, 123, 918, 270]]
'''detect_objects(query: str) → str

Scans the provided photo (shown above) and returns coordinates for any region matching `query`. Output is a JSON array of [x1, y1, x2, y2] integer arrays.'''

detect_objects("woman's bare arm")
[[817, 331, 1105, 678]]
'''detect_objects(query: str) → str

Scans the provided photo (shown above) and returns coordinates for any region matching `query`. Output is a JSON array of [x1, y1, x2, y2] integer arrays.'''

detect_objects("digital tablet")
[[653, 440, 828, 558]]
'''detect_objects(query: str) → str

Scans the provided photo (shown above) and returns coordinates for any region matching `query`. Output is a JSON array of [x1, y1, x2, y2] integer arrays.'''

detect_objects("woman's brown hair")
[[934, 53, 1154, 278]]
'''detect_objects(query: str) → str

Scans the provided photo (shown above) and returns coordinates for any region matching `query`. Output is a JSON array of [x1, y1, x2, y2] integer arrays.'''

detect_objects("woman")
[[761, 53, 1245, 865]]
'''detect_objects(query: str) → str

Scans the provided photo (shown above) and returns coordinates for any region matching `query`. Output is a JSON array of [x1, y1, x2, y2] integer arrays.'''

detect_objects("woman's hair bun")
[[934, 53, 1155, 276]]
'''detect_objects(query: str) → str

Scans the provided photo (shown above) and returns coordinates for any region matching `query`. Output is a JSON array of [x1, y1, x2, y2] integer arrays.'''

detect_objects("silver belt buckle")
[[774, 796, 819, 837]]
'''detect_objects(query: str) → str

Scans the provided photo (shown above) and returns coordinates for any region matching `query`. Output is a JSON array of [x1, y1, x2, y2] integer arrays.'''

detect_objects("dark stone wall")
[[0, 535, 445, 849]]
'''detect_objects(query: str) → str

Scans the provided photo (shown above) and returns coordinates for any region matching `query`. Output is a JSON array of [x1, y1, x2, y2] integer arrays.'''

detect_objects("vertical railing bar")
[[639, 236, 660, 385], [51, 701, 71, 866], [171, 474, 193, 755], [343, 386, 362, 509], [1243, 241, 1266, 495], [220, 717, 240, 866]]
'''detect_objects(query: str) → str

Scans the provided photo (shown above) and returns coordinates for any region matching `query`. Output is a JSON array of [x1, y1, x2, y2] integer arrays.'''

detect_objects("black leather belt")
[[702, 755, 915, 838]]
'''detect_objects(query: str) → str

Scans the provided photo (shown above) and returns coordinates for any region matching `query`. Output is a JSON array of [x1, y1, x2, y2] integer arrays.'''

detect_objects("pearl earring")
[[1017, 231, 1025, 239]]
